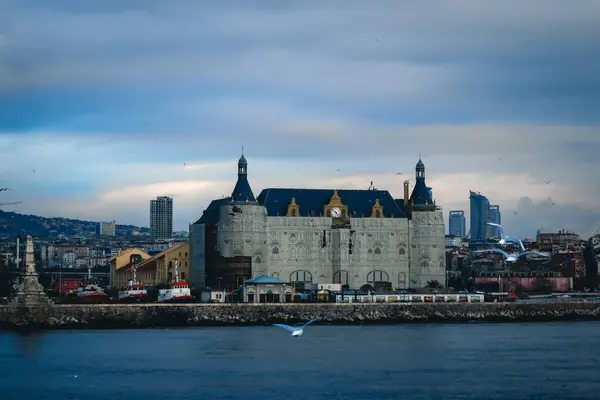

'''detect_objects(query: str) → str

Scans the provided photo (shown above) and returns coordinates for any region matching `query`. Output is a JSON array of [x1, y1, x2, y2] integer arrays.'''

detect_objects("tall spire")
[[416, 158, 425, 180], [409, 157, 433, 206], [231, 152, 255, 202]]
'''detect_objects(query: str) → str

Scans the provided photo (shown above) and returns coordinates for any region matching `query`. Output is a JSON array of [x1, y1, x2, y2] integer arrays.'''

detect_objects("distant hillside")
[[0, 209, 150, 238]]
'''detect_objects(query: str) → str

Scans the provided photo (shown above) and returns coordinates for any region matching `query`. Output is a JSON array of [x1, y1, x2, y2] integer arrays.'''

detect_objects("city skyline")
[[1, 1, 599, 238]]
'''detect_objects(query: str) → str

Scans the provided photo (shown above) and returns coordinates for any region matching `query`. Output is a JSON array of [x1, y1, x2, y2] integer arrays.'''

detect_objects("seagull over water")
[[273, 317, 324, 337]]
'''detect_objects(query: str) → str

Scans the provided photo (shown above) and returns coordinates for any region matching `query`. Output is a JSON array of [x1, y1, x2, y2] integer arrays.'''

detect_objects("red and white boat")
[[118, 268, 149, 303], [71, 267, 109, 304], [73, 284, 109, 304], [157, 261, 194, 303]]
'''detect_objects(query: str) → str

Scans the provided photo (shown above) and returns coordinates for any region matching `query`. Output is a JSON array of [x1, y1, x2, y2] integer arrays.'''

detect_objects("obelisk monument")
[[10, 235, 53, 307]]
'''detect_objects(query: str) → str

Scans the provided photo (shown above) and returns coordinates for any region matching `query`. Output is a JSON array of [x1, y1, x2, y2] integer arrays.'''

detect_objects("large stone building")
[[189, 154, 445, 290]]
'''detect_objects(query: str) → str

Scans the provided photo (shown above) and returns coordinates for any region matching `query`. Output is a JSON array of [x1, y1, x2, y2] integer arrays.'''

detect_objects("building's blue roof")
[[410, 178, 433, 206], [394, 199, 406, 214], [245, 275, 285, 284], [231, 175, 256, 203], [197, 197, 230, 224], [257, 188, 405, 218]]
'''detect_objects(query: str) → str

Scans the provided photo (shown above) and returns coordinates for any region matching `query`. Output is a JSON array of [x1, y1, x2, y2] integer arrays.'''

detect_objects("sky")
[[1, 0, 599, 238]]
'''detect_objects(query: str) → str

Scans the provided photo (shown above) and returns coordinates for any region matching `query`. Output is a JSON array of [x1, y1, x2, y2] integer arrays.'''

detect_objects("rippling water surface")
[[1, 322, 599, 400]]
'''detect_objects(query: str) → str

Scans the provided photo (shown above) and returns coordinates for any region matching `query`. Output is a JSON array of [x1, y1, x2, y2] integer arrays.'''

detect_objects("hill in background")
[[0, 209, 149, 238]]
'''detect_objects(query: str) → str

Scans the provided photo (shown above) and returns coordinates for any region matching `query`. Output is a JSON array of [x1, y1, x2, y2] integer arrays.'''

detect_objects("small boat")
[[157, 261, 194, 303], [73, 284, 108, 304], [71, 267, 108, 304], [118, 267, 149, 303]]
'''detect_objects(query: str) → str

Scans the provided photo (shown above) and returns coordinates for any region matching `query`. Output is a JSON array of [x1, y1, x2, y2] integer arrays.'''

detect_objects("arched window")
[[326, 209, 331, 217], [420, 260, 429, 270], [290, 270, 313, 283], [398, 272, 407, 289], [374, 248, 382, 260], [271, 247, 279, 259], [439, 261, 445, 270], [291, 209, 296, 216], [367, 270, 389, 283], [375, 210, 380, 218], [271, 272, 280, 279], [333, 270, 350, 285], [398, 247, 406, 255]]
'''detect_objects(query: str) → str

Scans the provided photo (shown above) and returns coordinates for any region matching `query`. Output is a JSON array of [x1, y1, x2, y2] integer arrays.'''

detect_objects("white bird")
[[273, 317, 324, 337], [473, 248, 550, 263]]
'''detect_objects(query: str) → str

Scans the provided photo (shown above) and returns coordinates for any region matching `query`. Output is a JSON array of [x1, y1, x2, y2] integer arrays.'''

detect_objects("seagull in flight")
[[545, 180, 551, 184], [273, 317, 324, 337], [0, 188, 10, 192], [473, 248, 550, 263], [475, 222, 549, 262]]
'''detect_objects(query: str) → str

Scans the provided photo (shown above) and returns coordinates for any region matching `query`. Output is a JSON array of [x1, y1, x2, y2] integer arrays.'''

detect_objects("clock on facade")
[[331, 207, 342, 218]]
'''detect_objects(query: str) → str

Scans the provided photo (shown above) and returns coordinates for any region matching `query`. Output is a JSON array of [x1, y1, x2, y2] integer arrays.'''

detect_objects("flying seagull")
[[473, 248, 550, 263], [0, 188, 10, 192], [273, 316, 324, 337]]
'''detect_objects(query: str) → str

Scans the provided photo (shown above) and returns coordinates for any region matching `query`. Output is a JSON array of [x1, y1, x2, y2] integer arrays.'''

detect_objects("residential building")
[[97, 221, 116, 236], [150, 196, 173, 240]]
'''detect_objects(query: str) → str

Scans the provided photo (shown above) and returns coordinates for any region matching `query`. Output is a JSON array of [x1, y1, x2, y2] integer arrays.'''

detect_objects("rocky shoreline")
[[1, 302, 600, 330]]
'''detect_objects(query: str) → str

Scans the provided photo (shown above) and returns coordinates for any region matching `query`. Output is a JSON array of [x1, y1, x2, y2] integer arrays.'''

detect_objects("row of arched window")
[[272, 270, 408, 287], [271, 247, 407, 258]]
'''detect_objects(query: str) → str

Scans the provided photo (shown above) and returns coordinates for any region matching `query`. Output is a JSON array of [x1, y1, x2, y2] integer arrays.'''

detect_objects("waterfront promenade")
[[1, 301, 600, 329]]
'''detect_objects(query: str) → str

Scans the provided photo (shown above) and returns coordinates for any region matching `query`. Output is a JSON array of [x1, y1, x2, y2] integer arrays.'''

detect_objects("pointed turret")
[[409, 158, 434, 207], [231, 152, 256, 203]]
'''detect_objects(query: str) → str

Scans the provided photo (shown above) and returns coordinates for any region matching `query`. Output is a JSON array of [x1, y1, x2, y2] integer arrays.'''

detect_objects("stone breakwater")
[[1, 302, 600, 330]]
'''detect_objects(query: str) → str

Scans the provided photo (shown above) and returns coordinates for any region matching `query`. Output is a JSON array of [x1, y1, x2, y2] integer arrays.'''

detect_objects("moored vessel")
[[117, 267, 149, 303], [73, 284, 109, 304], [157, 261, 194, 303], [71, 267, 108, 304]]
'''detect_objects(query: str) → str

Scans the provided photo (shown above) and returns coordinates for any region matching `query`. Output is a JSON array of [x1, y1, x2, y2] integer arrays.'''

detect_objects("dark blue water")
[[1, 322, 599, 399]]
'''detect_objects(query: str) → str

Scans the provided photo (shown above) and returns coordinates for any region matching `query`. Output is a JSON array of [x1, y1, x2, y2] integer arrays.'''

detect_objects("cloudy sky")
[[1, 0, 599, 238]]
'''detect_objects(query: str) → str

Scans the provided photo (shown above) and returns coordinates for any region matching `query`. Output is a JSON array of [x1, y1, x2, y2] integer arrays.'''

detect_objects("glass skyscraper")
[[469, 191, 490, 242], [448, 210, 466, 237], [487, 205, 501, 238]]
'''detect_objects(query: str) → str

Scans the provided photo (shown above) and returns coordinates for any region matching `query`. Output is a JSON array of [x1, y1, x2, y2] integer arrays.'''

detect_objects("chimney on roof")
[[403, 180, 409, 206]]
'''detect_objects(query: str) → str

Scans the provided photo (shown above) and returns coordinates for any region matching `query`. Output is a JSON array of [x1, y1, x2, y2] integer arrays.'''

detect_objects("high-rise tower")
[[150, 196, 173, 240], [469, 191, 490, 242]]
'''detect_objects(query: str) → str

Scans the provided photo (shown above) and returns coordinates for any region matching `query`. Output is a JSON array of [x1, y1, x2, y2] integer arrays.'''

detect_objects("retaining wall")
[[1, 302, 599, 330]]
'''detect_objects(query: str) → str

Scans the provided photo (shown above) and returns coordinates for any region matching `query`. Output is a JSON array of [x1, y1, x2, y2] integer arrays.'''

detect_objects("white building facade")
[[189, 155, 446, 290]]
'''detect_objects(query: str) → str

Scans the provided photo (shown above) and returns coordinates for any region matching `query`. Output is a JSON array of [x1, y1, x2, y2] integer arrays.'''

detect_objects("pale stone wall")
[[198, 204, 445, 289], [349, 218, 410, 289], [264, 216, 410, 289], [409, 210, 446, 288], [265, 216, 331, 284], [216, 203, 269, 275]]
